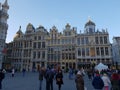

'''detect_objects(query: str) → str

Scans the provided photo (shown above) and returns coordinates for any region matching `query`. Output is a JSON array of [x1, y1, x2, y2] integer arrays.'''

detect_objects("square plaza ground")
[[2, 72, 94, 90]]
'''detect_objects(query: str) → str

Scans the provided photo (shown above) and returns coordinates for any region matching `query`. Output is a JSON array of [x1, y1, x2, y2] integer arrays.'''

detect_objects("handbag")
[[57, 78, 61, 81]]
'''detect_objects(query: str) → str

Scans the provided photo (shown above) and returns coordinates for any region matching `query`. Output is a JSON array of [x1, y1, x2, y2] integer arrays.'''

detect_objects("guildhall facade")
[[7, 20, 112, 71]]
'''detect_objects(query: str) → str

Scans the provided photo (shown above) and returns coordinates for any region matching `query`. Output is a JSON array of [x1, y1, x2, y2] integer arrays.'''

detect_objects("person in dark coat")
[[75, 72, 84, 90], [0, 69, 5, 89], [39, 68, 44, 90], [92, 72, 104, 90], [56, 70, 63, 90], [45, 68, 54, 90]]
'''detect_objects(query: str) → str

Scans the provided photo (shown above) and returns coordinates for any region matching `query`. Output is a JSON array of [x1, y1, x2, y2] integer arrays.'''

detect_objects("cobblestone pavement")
[[2, 72, 94, 90]]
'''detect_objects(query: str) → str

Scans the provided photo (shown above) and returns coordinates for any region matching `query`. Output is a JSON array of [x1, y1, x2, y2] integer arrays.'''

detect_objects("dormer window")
[[89, 28, 93, 33]]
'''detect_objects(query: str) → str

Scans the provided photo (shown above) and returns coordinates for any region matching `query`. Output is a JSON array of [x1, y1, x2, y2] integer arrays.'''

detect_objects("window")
[[66, 53, 68, 59], [82, 48, 85, 56], [78, 48, 81, 56], [81, 37, 84, 45], [69, 53, 71, 59], [105, 47, 109, 55], [42, 42, 45, 48], [100, 37, 103, 44], [48, 54, 50, 61], [38, 42, 41, 48], [33, 51, 36, 59], [42, 51, 45, 59], [86, 48, 89, 56], [85, 37, 89, 44], [77, 38, 80, 45], [33, 42, 36, 48], [68, 32, 71, 35], [58, 39, 60, 44], [89, 28, 93, 33], [95, 37, 99, 44], [62, 39, 64, 44], [65, 32, 67, 36], [73, 53, 75, 59], [104, 36, 108, 44], [62, 53, 65, 59], [101, 47, 104, 56], [38, 51, 40, 58], [34, 36, 37, 40], [96, 47, 100, 56], [38, 36, 41, 40]]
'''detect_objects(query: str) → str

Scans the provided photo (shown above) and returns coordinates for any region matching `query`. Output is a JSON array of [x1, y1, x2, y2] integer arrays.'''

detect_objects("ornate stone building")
[[76, 20, 112, 68], [0, 0, 9, 69], [7, 19, 112, 71], [112, 37, 120, 68]]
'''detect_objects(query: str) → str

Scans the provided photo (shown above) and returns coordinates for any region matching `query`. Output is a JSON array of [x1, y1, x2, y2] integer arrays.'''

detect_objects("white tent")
[[94, 63, 108, 71]]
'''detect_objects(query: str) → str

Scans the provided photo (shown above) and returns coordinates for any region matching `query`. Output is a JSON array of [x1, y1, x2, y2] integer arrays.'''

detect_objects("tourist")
[[101, 73, 111, 90], [39, 68, 44, 90], [75, 71, 84, 90], [92, 72, 104, 90], [111, 72, 120, 90], [68, 68, 73, 79], [55, 70, 63, 90], [11, 68, 15, 77], [45, 68, 54, 90]]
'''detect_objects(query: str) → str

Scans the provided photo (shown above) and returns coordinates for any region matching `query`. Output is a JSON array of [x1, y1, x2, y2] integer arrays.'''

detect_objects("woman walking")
[[101, 73, 111, 90], [75, 72, 84, 90], [56, 70, 63, 90]]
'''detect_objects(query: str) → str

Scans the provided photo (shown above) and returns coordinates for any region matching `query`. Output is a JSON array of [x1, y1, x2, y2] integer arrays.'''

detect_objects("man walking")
[[45, 68, 54, 90], [39, 68, 44, 90]]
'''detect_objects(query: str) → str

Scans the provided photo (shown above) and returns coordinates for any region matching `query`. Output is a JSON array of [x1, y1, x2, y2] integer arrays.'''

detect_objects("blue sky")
[[1, 0, 120, 43]]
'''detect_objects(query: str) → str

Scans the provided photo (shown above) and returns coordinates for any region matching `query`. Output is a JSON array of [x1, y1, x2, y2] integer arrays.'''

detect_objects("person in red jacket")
[[111, 72, 120, 90]]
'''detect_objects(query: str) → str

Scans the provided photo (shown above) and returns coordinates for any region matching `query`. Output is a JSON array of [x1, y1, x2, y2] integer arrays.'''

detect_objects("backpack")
[[92, 76, 104, 89]]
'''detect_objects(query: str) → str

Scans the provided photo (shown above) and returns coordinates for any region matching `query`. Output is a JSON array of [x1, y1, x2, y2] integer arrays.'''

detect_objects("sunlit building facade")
[[7, 20, 112, 71], [76, 20, 112, 68]]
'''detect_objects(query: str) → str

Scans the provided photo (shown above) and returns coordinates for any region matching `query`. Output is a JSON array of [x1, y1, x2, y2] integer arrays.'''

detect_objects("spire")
[[16, 26, 23, 34], [2, 0, 9, 9], [19, 26, 22, 31]]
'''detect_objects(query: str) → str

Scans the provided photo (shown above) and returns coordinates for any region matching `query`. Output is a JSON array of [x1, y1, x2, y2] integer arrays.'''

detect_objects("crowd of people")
[[38, 66, 120, 90], [38, 66, 64, 90], [0, 66, 120, 90]]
